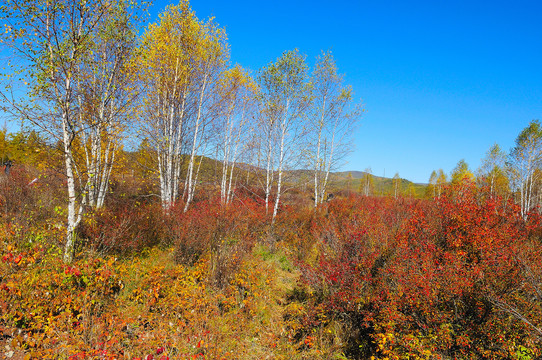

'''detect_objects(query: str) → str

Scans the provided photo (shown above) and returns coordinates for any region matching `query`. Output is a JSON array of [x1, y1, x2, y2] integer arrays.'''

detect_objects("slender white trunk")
[[184, 74, 208, 212], [314, 129, 322, 208], [164, 65, 179, 209], [62, 108, 83, 263], [519, 183, 525, 219], [527, 171, 533, 216], [221, 154, 230, 204], [96, 142, 115, 208], [226, 131, 242, 204], [220, 111, 234, 204], [265, 129, 273, 215], [157, 90, 171, 208], [490, 173, 495, 197], [272, 99, 289, 223], [320, 119, 338, 204], [158, 149, 168, 207], [226, 161, 236, 204], [164, 100, 175, 207], [172, 92, 187, 203], [59, 15, 83, 263], [314, 97, 326, 208]]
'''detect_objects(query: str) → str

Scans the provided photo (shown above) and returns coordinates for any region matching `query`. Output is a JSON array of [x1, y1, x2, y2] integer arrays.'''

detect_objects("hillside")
[[284, 169, 427, 198], [331, 171, 427, 197], [125, 150, 429, 199]]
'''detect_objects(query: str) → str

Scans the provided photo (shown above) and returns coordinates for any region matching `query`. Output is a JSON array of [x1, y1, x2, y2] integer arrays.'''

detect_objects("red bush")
[[79, 201, 166, 255], [299, 181, 542, 358], [171, 194, 266, 287]]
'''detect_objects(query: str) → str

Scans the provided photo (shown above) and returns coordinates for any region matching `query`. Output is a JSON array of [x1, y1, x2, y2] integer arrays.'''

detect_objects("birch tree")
[[0, 0, 137, 263], [137, 1, 227, 211], [259, 49, 309, 223], [308, 51, 360, 207], [77, 3, 140, 209], [137, 2, 197, 210], [477, 143, 509, 197], [509, 120, 542, 220], [255, 96, 278, 215], [436, 169, 447, 198], [182, 20, 227, 212], [450, 159, 474, 184], [215, 65, 256, 205], [361, 167, 374, 196], [427, 170, 437, 198]]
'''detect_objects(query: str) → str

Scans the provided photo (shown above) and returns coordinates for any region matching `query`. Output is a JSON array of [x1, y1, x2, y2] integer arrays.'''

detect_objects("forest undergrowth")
[[1, 166, 542, 359]]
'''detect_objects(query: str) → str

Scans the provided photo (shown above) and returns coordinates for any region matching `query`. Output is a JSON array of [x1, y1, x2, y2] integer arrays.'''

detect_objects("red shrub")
[[171, 194, 266, 287], [298, 181, 542, 358], [79, 201, 166, 255]]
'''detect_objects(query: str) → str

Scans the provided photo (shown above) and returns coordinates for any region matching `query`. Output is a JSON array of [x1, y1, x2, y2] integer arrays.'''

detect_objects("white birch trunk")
[[62, 107, 83, 263], [272, 100, 289, 223], [313, 96, 327, 208], [220, 111, 233, 204], [314, 129, 322, 208], [226, 130, 243, 204], [226, 161, 236, 204], [264, 122, 275, 215], [320, 118, 338, 205], [184, 74, 208, 212]]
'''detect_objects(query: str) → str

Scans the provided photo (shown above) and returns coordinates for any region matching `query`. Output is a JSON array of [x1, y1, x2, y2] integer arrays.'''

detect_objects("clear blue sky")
[[149, 0, 542, 183]]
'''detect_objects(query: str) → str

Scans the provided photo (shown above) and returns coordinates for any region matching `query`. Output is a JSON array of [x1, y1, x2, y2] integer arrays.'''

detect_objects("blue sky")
[[149, 0, 542, 183]]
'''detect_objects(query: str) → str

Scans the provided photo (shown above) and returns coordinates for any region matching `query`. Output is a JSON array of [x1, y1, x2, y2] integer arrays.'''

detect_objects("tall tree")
[[136, 1, 227, 210], [215, 65, 256, 205], [436, 169, 447, 198], [426, 170, 438, 198], [259, 49, 309, 223], [308, 51, 360, 207], [477, 143, 509, 197], [181, 18, 227, 212], [450, 159, 474, 184], [77, 2, 140, 209], [0, 0, 139, 263], [254, 96, 277, 215], [509, 120, 542, 219], [360, 167, 374, 196]]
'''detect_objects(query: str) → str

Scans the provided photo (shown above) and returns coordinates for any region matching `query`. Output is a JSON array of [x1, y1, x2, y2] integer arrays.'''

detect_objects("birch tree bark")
[[260, 106, 277, 216], [139, 8, 193, 209], [436, 169, 447, 198]]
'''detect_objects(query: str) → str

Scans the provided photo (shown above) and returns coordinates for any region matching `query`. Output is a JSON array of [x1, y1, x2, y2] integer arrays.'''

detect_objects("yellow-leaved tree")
[[215, 65, 257, 205], [136, 0, 228, 210]]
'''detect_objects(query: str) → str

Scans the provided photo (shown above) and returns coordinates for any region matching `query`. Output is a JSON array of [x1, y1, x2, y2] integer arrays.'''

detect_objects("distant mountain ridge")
[[283, 169, 427, 197], [129, 152, 428, 198], [330, 171, 426, 197]]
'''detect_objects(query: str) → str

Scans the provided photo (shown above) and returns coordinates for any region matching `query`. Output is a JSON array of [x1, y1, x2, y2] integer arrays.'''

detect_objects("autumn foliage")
[[1, 0, 541, 357], [1, 164, 542, 359], [297, 181, 542, 359]]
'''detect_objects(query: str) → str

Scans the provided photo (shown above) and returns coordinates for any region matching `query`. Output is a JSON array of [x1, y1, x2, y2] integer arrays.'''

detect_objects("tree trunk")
[[184, 74, 208, 212], [62, 109, 82, 263]]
